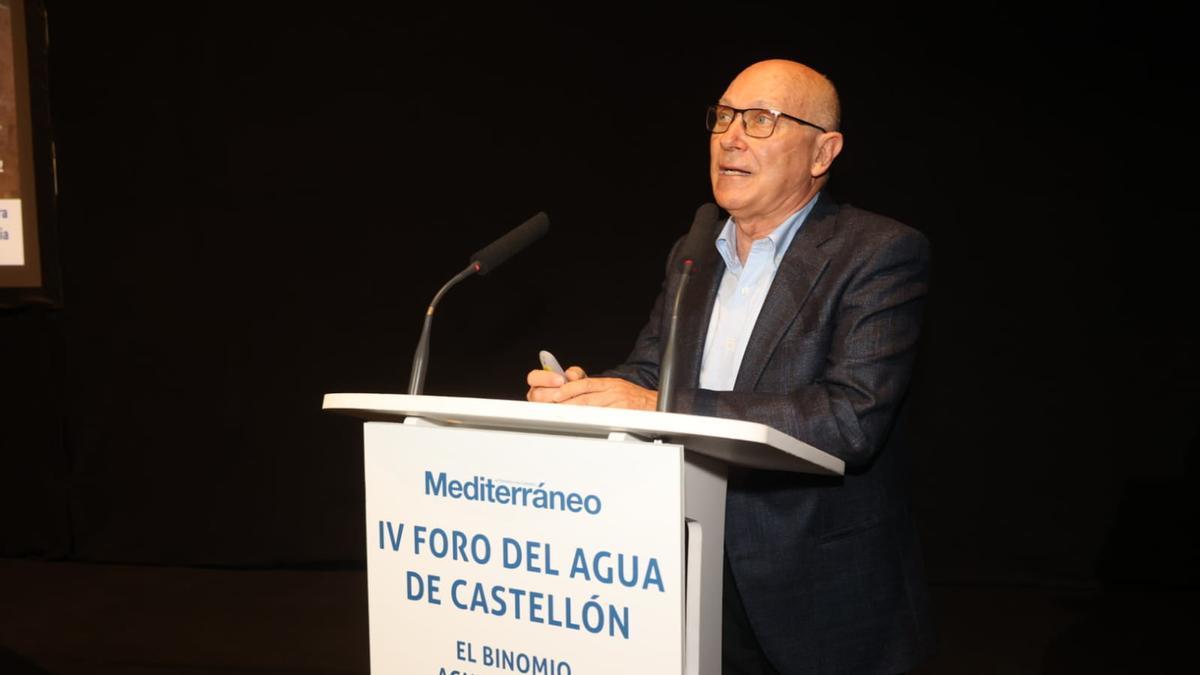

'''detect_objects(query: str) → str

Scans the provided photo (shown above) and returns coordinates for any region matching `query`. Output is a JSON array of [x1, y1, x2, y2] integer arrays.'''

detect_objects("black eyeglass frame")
[[706, 104, 829, 137]]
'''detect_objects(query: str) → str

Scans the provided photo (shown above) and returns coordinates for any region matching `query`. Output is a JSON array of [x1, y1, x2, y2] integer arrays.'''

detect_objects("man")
[[527, 60, 933, 675]]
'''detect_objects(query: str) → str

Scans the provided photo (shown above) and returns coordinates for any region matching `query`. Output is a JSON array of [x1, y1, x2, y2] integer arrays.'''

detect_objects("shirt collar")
[[714, 193, 821, 274]]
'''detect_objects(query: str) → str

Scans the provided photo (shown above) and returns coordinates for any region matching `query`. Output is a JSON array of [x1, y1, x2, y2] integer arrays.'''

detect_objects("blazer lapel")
[[733, 195, 839, 391]]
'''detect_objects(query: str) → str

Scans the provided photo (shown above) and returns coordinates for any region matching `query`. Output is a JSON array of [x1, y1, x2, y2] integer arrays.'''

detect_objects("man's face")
[[709, 68, 821, 227]]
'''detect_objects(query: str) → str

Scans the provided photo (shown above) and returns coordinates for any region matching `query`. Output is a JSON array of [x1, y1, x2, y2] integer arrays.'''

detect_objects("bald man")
[[529, 60, 934, 674]]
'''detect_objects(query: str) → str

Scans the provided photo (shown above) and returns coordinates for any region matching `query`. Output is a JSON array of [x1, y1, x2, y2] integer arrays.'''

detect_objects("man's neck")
[[733, 189, 820, 263]]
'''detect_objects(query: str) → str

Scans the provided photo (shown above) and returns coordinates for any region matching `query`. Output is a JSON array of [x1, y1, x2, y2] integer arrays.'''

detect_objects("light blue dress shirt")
[[698, 198, 819, 391]]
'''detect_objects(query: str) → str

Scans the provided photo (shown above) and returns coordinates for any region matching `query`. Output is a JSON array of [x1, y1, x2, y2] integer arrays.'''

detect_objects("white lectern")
[[324, 394, 842, 675]]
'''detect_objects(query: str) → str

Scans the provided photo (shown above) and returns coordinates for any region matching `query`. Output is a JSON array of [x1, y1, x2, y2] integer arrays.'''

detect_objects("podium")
[[324, 393, 843, 675]]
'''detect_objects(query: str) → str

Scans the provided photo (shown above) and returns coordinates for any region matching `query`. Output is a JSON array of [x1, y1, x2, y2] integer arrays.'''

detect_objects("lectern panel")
[[364, 422, 685, 674]]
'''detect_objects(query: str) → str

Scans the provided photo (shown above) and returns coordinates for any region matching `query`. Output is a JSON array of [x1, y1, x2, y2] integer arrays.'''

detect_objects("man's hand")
[[526, 367, 658, 410], [526, 365, 587, 402]]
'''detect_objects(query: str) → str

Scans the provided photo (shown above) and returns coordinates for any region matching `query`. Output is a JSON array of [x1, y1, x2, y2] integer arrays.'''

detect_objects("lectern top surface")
[[323, 393, 843, 476]]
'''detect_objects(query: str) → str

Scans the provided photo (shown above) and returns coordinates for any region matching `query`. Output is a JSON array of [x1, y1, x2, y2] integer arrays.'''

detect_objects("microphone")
[[407, 212, 550, 395], [470, 212, 549, 275], [657, 202, 721, 412]]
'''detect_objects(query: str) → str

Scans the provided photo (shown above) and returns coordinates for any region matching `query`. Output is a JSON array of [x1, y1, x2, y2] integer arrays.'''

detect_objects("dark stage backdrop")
[[2, 3, 1197, 589]]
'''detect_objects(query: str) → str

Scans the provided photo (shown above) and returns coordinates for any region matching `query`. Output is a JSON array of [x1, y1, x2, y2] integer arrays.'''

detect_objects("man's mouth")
[[719, 167, 752, 176]]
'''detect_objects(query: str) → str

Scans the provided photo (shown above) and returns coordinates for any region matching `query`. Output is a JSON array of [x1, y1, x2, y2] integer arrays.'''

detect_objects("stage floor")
[[1, 559, 1193, 674]]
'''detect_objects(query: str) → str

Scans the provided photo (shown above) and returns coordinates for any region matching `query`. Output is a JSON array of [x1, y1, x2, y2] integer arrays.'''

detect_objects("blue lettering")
[[380, 521, 403, 551], [502, 538, 521, 569], [481, 645, 574, 672], [570, 548, 590, 581], [471, 534, 491, 564], [594, 551, 613, 584], [489, 584, 507, 616], [609, 603, 630, 640], [618, 554, 639, 588], [429, 528, 448, 557], [508, 586, 526, 620], [425, 470, 602, 516], [526, 541, 543, 573], [528, 591, 545, 624], [564, 596, 581, 631], [427, 575, 441, 605], [545, 592, 562, 627], [469, 582, 489, 613], [405, 571, 424, 600], [644, 557, 665, 592], [450, 579, 469, 610], [425, 471, 447, 495]]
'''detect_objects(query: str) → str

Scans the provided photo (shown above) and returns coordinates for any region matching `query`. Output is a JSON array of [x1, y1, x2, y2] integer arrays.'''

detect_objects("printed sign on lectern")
[[363, 422, 684, 675]]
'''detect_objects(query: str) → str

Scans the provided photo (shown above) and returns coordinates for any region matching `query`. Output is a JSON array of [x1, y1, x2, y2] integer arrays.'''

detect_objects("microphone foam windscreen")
[[471, 211, 550, 275], [679, 202, 721, 267]]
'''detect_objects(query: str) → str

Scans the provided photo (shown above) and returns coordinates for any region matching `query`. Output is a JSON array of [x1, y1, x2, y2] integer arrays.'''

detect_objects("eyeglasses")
[[706, 104, 828, 138]]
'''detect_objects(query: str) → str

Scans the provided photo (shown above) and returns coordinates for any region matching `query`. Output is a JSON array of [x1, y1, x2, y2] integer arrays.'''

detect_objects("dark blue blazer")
[[606, 194, 935, 675]]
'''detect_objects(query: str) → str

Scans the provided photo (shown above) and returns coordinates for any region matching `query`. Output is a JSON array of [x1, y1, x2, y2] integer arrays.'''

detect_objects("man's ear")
[[811, 132, 844, 177]]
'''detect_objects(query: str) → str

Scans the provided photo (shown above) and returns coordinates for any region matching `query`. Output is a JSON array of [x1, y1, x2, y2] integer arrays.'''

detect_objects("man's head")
[[709, 60, 844, 232]]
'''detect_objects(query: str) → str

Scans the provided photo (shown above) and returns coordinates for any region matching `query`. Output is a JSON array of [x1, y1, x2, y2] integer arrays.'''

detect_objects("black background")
[[3, 1, 1197, 597]]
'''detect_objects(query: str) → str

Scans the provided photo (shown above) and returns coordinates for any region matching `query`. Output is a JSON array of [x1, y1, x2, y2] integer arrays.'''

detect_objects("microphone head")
[[470, 211, 550, 275], [679, 202, 721, 268]]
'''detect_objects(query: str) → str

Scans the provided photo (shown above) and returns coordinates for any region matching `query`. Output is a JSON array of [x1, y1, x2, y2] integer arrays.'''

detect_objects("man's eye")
[[717, 111, 735, 123], [752, 112, 774, 126]]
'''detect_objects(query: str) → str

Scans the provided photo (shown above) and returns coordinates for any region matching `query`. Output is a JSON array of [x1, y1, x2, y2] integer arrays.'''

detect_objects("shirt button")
[[740, 287, 750, 296], [725, 338, 735, 350]]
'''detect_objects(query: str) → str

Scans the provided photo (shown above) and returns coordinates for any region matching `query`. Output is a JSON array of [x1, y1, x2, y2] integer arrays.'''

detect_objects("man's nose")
[[720, 113, 749, 149]]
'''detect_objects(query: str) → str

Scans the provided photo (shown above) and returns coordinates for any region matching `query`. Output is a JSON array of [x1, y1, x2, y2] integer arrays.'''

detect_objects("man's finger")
[[560, 391, 618, 407], [527, 369, 565, 388], [527, 385, 564, 403], [557, 376, 617, 399], [565, 366, 588, 381]]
